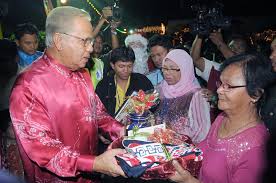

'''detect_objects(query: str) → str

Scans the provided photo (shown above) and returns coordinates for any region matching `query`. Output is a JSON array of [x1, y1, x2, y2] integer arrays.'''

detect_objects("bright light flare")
[[60, 0, 67, 4], [129, 29, 134, 34]]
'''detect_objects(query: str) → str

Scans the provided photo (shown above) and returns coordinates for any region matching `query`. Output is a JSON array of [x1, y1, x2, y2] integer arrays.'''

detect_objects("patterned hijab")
[[159, 49, 200, 98]]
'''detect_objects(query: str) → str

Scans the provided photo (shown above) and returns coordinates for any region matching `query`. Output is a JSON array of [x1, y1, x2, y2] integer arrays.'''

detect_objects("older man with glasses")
[[9, 6, 125, 183]]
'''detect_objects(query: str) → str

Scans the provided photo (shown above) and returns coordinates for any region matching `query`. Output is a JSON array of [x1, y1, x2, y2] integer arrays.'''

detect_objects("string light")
[[252, 29, 276, 42], [85, 0, 128, 34], [129, 29, 134, 34], [86, 0, 102, 16], [136, 23, 166, 34], [84, 0, 166, 35], [117, 29, 127, 34]]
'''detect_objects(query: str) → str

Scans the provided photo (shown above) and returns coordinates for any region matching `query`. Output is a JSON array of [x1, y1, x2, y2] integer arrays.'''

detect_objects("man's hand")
[[102, 6, 113, 19], [110, 20, 121, 31], [119, 126, 126, 137], [209, 29, 235, 58], [169, 160, 200, 183], [93, 148, 126, 177], [201, 88, 214, 102], [209, 29, 224, 47], [98, 135, 111, 145]]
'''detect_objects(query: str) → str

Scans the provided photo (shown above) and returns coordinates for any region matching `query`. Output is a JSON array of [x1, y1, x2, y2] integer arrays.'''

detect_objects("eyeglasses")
[[216, 80, 246, 92], [60, 32, 94, 47], [161, 67, 180, 73]]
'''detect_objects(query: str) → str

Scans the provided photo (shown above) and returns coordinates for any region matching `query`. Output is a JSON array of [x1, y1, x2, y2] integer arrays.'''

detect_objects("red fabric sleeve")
[[94, 94, 124, 141], [10, 86, 94, 177]]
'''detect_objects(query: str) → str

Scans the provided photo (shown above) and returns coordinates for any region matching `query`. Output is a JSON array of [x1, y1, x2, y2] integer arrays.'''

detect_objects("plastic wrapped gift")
[[127, 112, 151, 131], [115, 90, 159, 125], [127, 123, 166, 141], [109, 128, 202, 180]]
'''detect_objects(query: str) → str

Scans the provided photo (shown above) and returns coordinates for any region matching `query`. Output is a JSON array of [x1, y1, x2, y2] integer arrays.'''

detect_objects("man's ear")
[[53, 33, 63, 51], [15, 39, 20, 47], [110, 62, 115, 70]]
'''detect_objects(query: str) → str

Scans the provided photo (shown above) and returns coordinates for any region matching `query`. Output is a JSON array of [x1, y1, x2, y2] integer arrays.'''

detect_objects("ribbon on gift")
[[127, 126, 151, 140]]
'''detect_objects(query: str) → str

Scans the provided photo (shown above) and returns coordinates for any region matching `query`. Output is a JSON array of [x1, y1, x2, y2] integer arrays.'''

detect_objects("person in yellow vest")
[[87, 7, 120, 88], [89, 36, 105, 87]]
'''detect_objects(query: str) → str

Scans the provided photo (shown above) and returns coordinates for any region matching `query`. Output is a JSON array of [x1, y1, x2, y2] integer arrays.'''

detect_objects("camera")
[[112, 0, 121, 21], [190, 2, 231, 37]]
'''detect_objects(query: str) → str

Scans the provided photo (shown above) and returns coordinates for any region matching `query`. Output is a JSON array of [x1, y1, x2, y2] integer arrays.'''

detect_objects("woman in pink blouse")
[[169, 53, 274, 183]]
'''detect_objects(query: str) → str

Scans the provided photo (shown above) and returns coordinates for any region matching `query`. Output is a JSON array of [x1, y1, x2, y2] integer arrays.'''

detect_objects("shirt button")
[[269, 112, 274, 116]]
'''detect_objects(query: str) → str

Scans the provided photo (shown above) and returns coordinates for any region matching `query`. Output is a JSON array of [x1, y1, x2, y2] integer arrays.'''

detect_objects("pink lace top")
[[198, 113, 269, 183]]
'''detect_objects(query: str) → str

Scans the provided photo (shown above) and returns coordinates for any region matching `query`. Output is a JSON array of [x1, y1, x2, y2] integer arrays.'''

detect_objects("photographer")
[[87, 6, 122, 160], [192, 30, 249, 81], [190, 30, 249, 122], [87, 6, 120, 88], [190, 3, 249, 83]]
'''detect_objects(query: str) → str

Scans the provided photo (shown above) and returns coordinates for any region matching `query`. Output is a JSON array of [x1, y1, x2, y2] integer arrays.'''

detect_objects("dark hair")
[[102, 42, 112, 55], [232, 38, 250, 52], [220, 52, 275, 116], [14, 22, 39, 40], [110, 46, 135, 64], [228, 34, 251, 53], [95, 33, 104, 42], [0, 39, 18, 82], [174, 44, 191, 53], [148, 34, 173, 51], [263, 133, 276, 183]]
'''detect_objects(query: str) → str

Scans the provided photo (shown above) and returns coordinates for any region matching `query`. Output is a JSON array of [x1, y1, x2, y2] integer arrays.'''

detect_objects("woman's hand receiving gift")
[[169, 160, 201, 183]]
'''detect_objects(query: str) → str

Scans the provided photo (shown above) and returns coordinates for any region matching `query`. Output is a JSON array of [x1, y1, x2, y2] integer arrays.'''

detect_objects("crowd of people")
[[0, 5, 276, 183]]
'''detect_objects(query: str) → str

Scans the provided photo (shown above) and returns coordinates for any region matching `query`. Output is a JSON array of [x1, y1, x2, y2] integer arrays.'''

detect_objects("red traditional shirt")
[[9, 53, 123, 183]]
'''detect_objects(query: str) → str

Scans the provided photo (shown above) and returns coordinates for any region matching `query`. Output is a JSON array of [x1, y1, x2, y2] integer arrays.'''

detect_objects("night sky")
[[1, 0, 276, 36]]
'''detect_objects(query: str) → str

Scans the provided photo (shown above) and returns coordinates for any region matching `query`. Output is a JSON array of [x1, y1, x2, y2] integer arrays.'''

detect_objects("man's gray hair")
[[45, 6, 91, 47]]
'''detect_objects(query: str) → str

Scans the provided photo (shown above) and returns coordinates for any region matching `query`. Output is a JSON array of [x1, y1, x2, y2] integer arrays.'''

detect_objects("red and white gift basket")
[[109, 127, 203, 180]]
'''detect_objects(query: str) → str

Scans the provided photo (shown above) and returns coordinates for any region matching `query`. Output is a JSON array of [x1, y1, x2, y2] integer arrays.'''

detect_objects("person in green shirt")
[[89, 57, 104, 87]]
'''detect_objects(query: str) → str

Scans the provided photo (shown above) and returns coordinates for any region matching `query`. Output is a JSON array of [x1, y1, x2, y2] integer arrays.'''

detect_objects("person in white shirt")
[[191, 30, 249, 82], [191, 31, 249, 99], [146, 34, 173, 86]]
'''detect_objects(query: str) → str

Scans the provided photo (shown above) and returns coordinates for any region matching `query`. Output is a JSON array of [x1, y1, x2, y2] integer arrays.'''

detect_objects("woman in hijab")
[[155, 49, 211, 144]]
